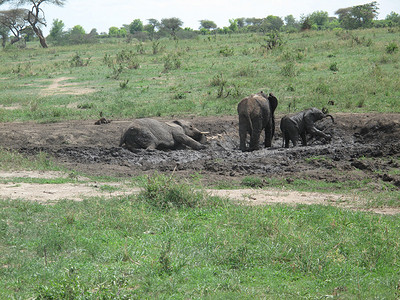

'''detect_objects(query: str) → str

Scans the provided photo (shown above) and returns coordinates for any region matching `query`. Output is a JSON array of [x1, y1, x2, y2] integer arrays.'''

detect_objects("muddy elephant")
[[280, 108, 334, 148], [237, 91, 278, 152], [119, 118, 207, 151]]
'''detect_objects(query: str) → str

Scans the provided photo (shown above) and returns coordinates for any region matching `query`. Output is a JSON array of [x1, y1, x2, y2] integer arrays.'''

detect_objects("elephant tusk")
[[200, 131, 210, 134], [326, 114, 335, 123]]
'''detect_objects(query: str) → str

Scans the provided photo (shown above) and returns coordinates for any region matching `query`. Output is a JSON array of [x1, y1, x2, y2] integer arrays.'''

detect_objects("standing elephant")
[[119, 118, 207, 151], [237, 91, 278, 152], [280, 107, 334, 148]]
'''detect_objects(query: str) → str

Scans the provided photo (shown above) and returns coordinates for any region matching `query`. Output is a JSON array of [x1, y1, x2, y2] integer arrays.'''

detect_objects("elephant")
[[280, 107, 334, 148], [119, 118, 208, 151], [237, 91, 278, 152]]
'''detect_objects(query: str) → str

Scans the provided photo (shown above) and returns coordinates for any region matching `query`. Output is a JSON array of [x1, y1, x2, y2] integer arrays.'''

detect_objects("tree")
[[144, 19, 159, 40], [0, 9, 28, 44], [300, 16, 312, 31], [199, 19, 217, 31], [386, 11, 400, 26], [335, 2, 379, 29], [262, 15, 284, 32], [49, 18, 65, 43], [160, 17, 183, 39], [236, 18, 245, 29], [309, 11, 329, 29], [108, 26, 119, 37], [129, 19, 143, 34], [0, 0, 66, 48], [68, 24, 85, 44], [284, 15, 297, 27], [0, 21, 9, 47], [228, 19, 238, 32]]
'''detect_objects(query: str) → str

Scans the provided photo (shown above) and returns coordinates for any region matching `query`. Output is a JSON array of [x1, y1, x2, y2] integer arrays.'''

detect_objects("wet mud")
[[0, 113, 399, 189]]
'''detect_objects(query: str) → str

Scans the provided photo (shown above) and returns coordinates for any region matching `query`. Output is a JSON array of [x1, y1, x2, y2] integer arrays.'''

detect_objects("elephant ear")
[[268, 93, 278, 113]]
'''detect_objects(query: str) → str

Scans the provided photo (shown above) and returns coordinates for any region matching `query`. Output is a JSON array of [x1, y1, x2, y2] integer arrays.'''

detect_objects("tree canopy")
[[160, 17, 183, 39], [335, 1, 379, 29], [0, 0, 66, 47]]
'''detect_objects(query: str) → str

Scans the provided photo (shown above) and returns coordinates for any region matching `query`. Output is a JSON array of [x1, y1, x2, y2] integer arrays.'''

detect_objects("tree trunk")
[[32, 25, 47, 48]]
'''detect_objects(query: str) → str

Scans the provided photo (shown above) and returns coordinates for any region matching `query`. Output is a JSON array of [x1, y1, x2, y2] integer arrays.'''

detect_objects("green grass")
[[0, 174, 399, 298], [1, 29, 400, 298], [0, 28, 399, 123]]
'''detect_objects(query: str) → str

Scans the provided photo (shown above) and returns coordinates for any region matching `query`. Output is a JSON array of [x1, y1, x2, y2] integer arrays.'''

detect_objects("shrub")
[[241, 176, 264, 188], [70, 52, 91, 67], [138, 173, 207, 209], [281, 62, 298, 77], [163, 53, 181, 72], [219, 46, 234, 57], [386, 42, 399, 54], [329, 62, 339, 72]]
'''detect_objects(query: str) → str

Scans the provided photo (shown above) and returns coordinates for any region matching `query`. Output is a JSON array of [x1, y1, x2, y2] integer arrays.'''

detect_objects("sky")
[[19, 0, 400, 35]]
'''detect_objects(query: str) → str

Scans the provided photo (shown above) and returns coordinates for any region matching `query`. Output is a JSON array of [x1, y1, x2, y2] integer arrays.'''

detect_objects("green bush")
[[138, 173, 207, 209], [329, 62, 339, 72], [386, 42, 399, 54]]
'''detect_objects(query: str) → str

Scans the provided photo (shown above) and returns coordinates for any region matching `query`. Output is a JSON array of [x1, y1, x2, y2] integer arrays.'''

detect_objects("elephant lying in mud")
[[237, 91, 278, 152], [280, 108, 334, 148], [119, 118, 208, 151]]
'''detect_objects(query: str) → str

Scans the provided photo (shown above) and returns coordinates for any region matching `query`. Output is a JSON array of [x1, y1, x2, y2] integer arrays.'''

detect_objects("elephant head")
[[313, 108, 335, 124], [173, 120, 208, 144]]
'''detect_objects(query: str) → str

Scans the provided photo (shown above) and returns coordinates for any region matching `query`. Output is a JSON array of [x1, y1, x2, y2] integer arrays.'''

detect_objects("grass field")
[[1, 28, 400, 298], [1, 173, 400, 299], [0, 28, 399, 123]]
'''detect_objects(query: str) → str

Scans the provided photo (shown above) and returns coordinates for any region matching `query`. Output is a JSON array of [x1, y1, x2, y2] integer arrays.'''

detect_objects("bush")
[[386, 42, 399, 54], [163, 53, 181, 72], [329, 62, 339, 72], [281, 62, 298, 77], [138, 173, 207, 209]]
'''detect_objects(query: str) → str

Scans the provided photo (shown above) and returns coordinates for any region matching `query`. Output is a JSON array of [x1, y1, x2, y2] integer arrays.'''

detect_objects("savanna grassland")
[[1, 28, 400, 299], [0, 28, 399, 122]]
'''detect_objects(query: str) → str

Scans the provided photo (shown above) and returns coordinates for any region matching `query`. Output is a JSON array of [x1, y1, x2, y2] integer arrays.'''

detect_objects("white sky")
[[27, 0, 400, 35]]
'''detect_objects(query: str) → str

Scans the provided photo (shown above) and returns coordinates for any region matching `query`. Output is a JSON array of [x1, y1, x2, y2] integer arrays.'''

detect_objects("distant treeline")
[[2, 1, 400, 47]]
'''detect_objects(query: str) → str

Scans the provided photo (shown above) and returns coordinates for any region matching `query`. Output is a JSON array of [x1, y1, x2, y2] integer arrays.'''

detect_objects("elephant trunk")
[[325, 114, 334, 123]]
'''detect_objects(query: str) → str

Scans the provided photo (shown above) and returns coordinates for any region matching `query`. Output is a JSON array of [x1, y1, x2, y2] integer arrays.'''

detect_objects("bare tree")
[[0, 0, 66, 48]]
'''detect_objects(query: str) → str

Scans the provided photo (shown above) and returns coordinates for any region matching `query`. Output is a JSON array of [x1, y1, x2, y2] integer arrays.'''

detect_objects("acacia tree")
[[335, 1, 379, 29], [199, 19, 217, 31], [0, 8, 28, 44], [160, 17, 182, 39], [0, 0, 66, 48]]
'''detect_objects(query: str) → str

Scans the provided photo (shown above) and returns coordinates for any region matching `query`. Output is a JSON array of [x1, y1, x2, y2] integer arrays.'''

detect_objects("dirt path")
[[40, 77, 95, 96], [1, 171, 399, 215]]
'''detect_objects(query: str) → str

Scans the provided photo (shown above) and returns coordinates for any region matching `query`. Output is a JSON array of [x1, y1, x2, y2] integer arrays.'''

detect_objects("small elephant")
[[119, 118, 208, 151], [280, 107, 334, 148], [237, 91, 278, 152]]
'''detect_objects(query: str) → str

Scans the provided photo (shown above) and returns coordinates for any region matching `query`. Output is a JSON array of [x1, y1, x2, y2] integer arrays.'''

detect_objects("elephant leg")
[[300, 131, 307, 146], [174, 133, 206, 150], [238, 115, 249, 151], [249, 120, 262, 151], [283, 132, 290, 148], [264, 123, 273, 148], [290, 131, 300, 147]]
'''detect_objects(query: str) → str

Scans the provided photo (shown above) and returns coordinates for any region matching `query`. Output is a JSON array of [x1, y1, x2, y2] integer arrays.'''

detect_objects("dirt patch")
[[40, 77, 95, 96], [0, 113, 399, 213], [0, 104, 23, 110]]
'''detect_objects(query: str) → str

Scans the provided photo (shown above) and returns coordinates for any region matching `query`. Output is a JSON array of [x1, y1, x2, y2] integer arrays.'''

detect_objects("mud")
[[0, 113, 399, 191]]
